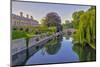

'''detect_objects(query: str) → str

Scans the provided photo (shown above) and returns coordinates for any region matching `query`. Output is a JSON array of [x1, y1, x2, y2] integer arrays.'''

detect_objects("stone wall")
[[11, 32, 63, 66]]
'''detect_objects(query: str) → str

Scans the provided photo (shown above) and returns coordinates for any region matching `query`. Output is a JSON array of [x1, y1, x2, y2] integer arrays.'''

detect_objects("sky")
[[12, 1, 91, 24]]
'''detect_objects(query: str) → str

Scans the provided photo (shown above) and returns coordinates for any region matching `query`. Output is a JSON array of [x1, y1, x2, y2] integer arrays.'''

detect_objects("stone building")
[[11, 12, 39, 32]]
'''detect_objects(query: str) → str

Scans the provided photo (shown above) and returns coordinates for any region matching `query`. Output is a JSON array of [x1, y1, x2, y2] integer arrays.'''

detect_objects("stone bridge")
[[63, 28, 76, 35]]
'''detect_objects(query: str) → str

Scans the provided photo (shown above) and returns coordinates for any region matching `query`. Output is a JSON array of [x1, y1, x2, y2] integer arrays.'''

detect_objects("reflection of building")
[[11, 12, 39, 31]]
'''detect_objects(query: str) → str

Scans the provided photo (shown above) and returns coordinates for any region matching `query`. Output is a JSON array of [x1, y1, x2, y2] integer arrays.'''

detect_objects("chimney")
[[31, 16, 33, 20], [26, 14, 29, 18], [20, 12, 23, 17]]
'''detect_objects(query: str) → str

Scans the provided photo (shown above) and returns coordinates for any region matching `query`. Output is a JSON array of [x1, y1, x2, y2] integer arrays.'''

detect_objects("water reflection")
[[72, 43, 96, 61], [64, 33, 96, 62], [25, 35, 79, 65], [12, 33, 96, 66], [45, 36, 62, 55], [13, 35, 95, 66]]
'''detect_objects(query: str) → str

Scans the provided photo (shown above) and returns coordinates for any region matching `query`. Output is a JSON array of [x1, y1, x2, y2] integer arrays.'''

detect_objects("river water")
[[25, 35, 96, 65]]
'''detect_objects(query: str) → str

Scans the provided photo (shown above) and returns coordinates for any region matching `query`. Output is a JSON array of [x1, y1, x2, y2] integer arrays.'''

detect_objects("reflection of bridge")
[[11, 32, 63, 66], [63, 28, 76, 35]]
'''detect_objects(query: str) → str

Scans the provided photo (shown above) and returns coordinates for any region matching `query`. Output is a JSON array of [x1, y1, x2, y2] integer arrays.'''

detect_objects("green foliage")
[[48, 27, 56, 33], [72, 43, 96, 61], [72, 11, 84, 29], [32, 26, 56, 34], [41, 18, 48, 26], [41, 12, 61, 27], [45, 37, 61, 55], [62, 22, 73, 29], [73, 6, 96, 49], [12, 30, 27, 39], [12, 26, 56, 39]]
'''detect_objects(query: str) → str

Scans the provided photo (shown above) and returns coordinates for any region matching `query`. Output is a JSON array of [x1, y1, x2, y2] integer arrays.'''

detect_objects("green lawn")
[[12, 26, 56, 40], [12, 30, 28, 40]]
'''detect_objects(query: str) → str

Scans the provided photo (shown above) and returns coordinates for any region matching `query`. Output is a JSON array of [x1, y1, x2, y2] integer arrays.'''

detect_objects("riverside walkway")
[[11, 32, 63, 66]]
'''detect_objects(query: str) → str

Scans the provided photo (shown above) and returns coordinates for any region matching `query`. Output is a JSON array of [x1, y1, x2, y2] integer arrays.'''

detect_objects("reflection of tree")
[[45, 36, 62, 55], [72, 43, 96, 61]]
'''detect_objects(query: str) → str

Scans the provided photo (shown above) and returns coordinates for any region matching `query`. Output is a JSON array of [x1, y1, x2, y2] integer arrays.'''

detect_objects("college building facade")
[[11, 12, 39, 32]]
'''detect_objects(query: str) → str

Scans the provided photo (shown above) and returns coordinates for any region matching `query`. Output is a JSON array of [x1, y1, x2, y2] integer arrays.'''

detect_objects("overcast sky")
[[12, 1, 91, 23]]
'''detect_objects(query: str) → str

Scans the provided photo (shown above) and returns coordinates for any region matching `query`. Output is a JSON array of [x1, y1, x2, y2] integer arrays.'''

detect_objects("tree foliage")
[[72, 11, 84, 29], [73, 6, 96, 49], [41, 12, 61, 27], [41, 12, 62, 32], [62, 20, 73, 29]]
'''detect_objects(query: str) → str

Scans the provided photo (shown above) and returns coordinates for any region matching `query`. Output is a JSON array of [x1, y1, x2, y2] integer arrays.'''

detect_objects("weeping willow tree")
[[72, 11, 84, 29], [73, 6, 96, 49]]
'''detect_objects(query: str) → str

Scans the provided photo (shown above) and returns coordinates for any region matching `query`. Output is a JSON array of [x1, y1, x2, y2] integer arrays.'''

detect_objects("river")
[[25, 35, 95, 65]]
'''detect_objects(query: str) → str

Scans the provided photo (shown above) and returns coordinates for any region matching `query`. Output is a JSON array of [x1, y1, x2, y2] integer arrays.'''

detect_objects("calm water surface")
[[25, 36, 79, 65]]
